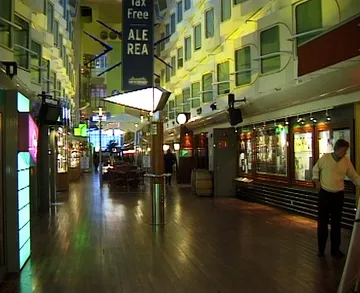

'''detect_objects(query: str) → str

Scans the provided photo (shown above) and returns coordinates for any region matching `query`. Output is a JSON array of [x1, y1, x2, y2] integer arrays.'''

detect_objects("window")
[[156, 42, 161, 56], [184, 0, 191, 10], [160, 32, 165, 51], [59, 35, 63, 57], [260, 26, 280, 74], [205, 9, 214, 38], [41, 58, 50, 93], [295, 0, 322, 46], [194, 24, 201, 50], [177, 47, 183, 69], [47, 2, 54, 33], [31, 41, 42, 84], [160, 69, 165, 86], [67, 10, 71, 31], [168, 100, 175, 119], [202, 73, 213, 103], [177, 1, 183, 23], [57, 81, 61, 97], [171, 56, 176, 76], [170, 14, 176, 34], [65, 55, 69, 75], [90, 85, 107, 108], [217, 61, 230, 95], [165, 63, 171, 82], [183, 88, 191, 112], [175, 94, 183, 114], [14, 16, 30, 69], [50, 71, 57, 99], [62, 45, 66, 64], [191, 82, 200, 108], [95, 55, 107, 69], [165, 24, 170, 44], [235, 46, 251, 86], [0, 0, 12, 47], [221, 0, 231, 22], [234, 0, 247, 4], [184, 37, 191, 61], [256, 125, 288, 176], [54, 20, 59, 47]]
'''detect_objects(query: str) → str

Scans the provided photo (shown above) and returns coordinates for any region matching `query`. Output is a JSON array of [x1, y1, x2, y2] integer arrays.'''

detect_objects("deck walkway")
[[0, 174, 351, 293]]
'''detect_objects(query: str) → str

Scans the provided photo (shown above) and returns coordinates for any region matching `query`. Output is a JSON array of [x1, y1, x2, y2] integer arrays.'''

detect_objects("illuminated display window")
[[17, 152, 31, 269]]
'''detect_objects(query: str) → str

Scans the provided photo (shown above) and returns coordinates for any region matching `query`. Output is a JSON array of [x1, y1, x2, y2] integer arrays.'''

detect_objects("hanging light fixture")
[[326, 110, 331, 121], [285, 118, 289, 125]]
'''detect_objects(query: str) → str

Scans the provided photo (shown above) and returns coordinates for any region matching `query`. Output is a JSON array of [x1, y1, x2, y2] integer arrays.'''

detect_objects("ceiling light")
[[104, 86, 171, 112]]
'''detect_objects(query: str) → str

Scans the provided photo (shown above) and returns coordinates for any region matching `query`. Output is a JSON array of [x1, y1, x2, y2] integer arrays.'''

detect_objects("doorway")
[[213, 128, 237, 197]]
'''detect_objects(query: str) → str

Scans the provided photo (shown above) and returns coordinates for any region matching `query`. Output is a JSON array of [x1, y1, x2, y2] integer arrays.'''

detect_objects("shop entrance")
[[213, 128, 237, 197]]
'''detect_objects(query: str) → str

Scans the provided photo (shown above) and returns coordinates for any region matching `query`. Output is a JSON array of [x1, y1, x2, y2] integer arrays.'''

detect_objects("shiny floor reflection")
[[0, 174, 350, 293]]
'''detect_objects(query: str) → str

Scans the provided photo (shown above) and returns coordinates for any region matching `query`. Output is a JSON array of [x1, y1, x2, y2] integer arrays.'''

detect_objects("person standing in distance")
[[313, 139, 360, 258], [164, 149, 177, 186]]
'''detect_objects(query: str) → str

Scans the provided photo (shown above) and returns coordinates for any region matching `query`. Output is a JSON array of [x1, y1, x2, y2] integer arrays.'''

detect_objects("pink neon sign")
[[28, 116, 38, 162]]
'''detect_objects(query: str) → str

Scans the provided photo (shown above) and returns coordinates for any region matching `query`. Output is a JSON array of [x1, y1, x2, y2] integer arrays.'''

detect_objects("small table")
[[234, 177, 253, 197]]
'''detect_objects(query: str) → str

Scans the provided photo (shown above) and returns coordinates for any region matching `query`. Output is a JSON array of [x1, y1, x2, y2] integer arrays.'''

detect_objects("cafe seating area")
[[105, 163, 146, 191]]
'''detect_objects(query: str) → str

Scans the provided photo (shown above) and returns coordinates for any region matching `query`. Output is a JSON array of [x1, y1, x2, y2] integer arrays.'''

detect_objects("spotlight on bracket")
[[210, 102, 217, 111], [227, 93, 246, 126]]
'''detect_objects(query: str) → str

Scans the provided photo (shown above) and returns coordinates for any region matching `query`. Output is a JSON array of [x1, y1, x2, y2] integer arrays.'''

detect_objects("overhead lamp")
[[104, 86, 171, 112], [285, 118, 289, 125]]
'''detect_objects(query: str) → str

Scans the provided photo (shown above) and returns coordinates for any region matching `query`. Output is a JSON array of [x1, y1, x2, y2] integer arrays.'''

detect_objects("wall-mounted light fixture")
[[173, 143, 180, 151]]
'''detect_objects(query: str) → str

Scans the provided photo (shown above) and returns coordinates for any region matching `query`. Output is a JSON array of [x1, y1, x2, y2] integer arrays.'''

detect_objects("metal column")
[[150, 119, 165, 225]]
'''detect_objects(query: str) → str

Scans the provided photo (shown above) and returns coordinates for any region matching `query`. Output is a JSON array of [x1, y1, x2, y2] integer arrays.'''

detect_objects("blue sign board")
[[122, 0, 154, 91]]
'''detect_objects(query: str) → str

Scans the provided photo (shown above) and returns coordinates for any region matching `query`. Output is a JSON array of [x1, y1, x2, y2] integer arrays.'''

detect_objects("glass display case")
[[56, 129, 68, 173], [294, 131, 313, 181], [238, 132, 253, 175], [255, 125, 287, 176], [68, 140, 82, 181]]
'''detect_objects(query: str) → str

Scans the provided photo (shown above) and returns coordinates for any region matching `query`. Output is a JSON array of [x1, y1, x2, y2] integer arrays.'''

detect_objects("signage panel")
[[122, 0, 154, 91]]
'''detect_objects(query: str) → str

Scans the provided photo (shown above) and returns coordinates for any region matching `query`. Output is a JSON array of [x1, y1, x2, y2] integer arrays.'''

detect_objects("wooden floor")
[[0, 174, 351, 293]]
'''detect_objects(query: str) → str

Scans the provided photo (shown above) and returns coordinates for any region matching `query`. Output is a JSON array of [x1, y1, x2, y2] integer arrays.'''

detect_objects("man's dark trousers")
[[317, 188, 344, 253]]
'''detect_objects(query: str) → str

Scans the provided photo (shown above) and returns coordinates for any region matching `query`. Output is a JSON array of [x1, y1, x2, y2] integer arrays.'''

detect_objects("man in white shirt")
[[313, 139, 360, 258]]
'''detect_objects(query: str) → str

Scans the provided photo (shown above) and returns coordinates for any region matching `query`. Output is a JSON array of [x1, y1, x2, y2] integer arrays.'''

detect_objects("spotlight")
[[210, 102, 217, 111], [326, 110, 331, 121], [312, 118, 317, 123]]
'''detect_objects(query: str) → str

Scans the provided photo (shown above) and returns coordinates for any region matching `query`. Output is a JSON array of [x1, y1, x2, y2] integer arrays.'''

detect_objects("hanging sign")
[[122, 0, 154, 91]]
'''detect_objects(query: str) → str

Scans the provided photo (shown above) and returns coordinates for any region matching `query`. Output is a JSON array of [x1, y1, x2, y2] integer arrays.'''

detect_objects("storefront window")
[[57, 128, 68, 173], [294, 131, 313, 181], [239, 131, 253, 175], [256, 125, 287, 176]]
